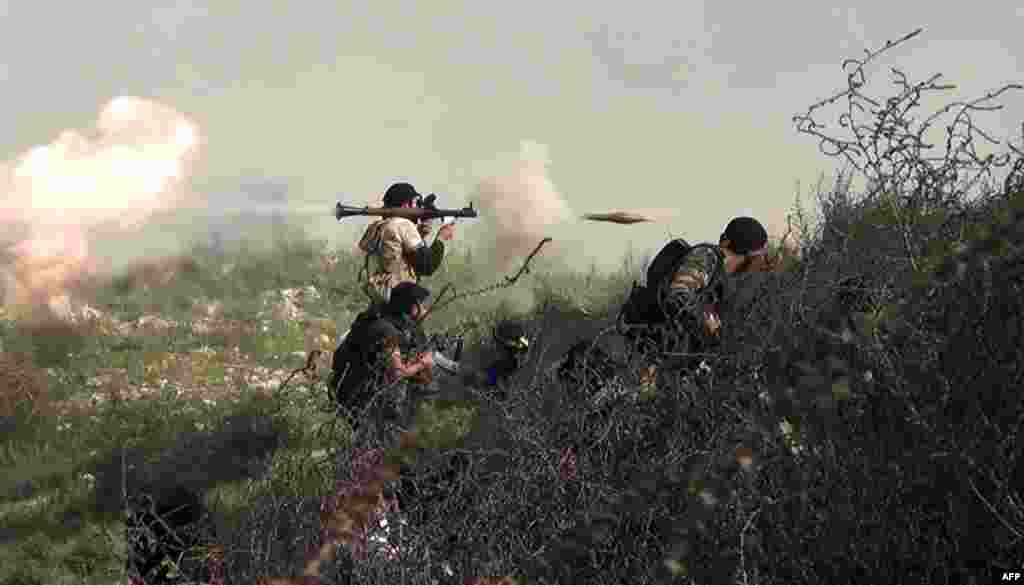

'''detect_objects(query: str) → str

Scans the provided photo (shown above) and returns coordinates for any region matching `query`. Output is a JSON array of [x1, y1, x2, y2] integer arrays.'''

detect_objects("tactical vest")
[[360, 218, 419, 302]]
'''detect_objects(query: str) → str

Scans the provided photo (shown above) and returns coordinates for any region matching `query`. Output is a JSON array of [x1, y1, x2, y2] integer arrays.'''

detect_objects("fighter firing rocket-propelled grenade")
[[581, 211, 655, 224]]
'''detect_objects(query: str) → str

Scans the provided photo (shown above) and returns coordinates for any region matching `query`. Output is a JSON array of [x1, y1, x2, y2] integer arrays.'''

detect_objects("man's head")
[[494, 320, 530, 355], [386, 282, 431, 320], [719, 217, 769, 273], [486, 320, 531, 387], [383, 182, 422, 208]]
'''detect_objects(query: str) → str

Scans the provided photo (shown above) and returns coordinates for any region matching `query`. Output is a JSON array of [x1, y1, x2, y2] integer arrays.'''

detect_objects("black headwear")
[[386, 282, 431, 315], [494, 320, 529, 352], [383, 182, 422, 207], [721, 217, 769, 255]]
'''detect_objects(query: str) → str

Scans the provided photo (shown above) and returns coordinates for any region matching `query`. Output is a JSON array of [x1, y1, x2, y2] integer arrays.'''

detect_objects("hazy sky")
[[2, 1, 1022, 271]]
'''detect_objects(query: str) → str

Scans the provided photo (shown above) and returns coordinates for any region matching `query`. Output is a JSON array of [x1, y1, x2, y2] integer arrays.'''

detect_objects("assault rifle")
[[422, 331, 464, 375]]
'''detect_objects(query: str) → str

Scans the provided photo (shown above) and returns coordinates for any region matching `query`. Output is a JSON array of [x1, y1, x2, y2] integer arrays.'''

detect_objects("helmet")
[[494, 320, 529, 352]]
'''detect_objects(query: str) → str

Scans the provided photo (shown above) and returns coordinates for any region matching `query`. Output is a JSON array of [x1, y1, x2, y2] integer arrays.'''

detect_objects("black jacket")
[[330, 307, 425, 412]]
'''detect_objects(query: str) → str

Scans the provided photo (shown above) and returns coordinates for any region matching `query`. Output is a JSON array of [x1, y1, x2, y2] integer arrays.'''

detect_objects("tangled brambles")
[[260, 432, 416, 585], [126, 485, 223, 585]]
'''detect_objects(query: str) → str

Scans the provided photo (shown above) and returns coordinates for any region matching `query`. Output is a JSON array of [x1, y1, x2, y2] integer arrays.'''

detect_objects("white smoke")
[[0, 96, 203, 316], [472, 140, 574, 273]]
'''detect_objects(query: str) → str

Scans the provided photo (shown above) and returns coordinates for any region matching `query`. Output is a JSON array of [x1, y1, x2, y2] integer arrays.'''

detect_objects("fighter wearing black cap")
[[357, 182, 456, 304], [330, 282, 459, 429]]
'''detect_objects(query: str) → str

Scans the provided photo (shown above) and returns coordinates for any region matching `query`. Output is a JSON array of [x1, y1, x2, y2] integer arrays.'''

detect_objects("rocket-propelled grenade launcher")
[[335, 194, 478, 222]]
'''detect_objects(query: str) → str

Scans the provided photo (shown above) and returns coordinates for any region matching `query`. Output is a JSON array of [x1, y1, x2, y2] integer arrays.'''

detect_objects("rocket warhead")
[[581, 211, 655, 224]]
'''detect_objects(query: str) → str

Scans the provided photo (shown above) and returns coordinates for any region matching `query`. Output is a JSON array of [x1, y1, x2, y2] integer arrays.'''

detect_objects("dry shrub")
[[78, 310, 119, 337], [318, 253, 340, 273], [302, 318, 337, 356], [117, 255, 201, 292], [0, 351, 51, 422], [95, 367, 131, 402], [189, 350, 227, 385], [13, 315, 89, 368], [142, 350, 187, 386], [218, 320, 260, 352]]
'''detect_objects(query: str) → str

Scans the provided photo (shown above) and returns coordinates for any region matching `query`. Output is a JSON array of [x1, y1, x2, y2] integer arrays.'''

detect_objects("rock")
[[263, 286, 322, 322], [191, 299, 225, 321], [191, 319, 215, 336], [270, 299, 300, 321], [118, 314, 178, 335], [247, 378, 278, 391], [47, 294, 75, 321], [32, 294, 108, 325]]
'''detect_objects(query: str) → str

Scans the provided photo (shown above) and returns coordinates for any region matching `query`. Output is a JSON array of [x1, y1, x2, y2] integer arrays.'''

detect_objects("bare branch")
[[794, 27, 1023, 223]]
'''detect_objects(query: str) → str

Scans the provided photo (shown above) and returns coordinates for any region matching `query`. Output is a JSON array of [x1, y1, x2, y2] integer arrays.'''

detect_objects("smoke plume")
[[0, 96, 202, 318], [472, 141, 573, 273]]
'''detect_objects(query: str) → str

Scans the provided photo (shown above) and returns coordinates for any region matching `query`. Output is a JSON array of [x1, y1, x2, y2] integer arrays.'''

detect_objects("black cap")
[[383, 182, 421, 207], [721, 217, 768, 255], [494, 320, 529, 351], [386, 282, 431, 315]]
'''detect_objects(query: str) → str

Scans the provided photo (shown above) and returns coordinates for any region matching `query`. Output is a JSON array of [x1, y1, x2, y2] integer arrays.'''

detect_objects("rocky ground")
[[3, 282, 339, 418]]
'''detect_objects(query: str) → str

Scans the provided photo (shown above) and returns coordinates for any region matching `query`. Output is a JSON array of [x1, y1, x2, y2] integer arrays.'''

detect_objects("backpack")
[[646, 238, 692, 290], [619, 239, 726, 336], [619, 238, 693, 327]]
